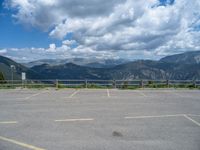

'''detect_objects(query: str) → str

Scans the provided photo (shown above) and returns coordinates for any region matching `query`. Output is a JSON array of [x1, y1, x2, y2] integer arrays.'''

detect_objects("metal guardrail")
[[0, 79, 200, 89]]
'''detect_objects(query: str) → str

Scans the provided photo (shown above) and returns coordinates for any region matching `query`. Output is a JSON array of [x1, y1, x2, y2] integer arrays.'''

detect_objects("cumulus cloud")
[[1, 41, 117, 62], [0, 49, 7, 54], [3, 0, 200, 60], [62, 40, 77, 47]]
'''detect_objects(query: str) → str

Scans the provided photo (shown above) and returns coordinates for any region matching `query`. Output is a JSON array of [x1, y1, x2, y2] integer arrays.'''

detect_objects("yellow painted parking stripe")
[[68, 90, 79, 98], [24, 91, 49, 100], [0, 121, 17, 124], [0, 136, 46, 150], [107, 89, 110, 97]]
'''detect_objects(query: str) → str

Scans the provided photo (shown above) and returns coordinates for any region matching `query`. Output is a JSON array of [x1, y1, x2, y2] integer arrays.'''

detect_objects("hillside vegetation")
[[1, 51, 200, 80]]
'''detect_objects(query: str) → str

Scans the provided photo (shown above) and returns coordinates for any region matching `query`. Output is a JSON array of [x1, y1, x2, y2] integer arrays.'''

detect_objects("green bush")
[[87, 83, 105, 89], [0, 72, 4, 81], [122, 81, 128, 89], [148, 80, 154, 85], [57, 84, 85, 89]]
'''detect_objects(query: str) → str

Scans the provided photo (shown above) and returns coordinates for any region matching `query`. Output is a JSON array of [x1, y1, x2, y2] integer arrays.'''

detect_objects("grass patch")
[[25, 84, 54, 89], [0, 81, 199, 90], [57, 83, 113, 89]]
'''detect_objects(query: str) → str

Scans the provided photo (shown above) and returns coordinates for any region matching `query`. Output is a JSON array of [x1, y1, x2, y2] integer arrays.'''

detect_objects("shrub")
[[0, 72, 4, 81], [148, 80, 154, 85], [122, 81, 128, 89]]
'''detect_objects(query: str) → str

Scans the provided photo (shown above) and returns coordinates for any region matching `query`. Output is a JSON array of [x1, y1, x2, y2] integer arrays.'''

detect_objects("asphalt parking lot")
[[0, 88, 200, 150]]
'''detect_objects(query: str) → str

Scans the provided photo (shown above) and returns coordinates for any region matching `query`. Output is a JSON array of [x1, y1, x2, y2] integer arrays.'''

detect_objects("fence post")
[[25, 80, 27, 88], [166, 80, 169, 88], [85, 80, 88, 88], [140, 80, 144, 88], [21, 80, 25, 89], [56, 79, 58, 89], [193, 80, 196, 88], [113, 80, 116, 89]]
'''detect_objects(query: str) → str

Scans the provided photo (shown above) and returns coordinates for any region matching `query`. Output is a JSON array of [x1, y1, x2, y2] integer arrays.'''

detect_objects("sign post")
[[10, 65, 16, 88], [22, 72, 26, 88]]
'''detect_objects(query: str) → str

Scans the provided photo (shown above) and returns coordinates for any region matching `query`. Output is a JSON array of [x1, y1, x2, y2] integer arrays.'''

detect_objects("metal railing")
[[0, 79, 200, 89]]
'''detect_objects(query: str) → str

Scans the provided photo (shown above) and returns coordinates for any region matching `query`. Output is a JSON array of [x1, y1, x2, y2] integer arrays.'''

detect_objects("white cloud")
[[46, 43, 56, 52], [1, 40, 118, 62], [62, 40, 76, 46], [0, 49, 7, 54], [4, 0, 200, 60]]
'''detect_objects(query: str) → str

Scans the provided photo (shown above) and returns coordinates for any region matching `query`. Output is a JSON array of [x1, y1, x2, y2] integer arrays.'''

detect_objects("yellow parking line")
[[68, 90, 79, 98], [0, 136, 46, 150], [107, 89, 110, 97], [24, 91, 49, 100], [0, 121, 17, 124]]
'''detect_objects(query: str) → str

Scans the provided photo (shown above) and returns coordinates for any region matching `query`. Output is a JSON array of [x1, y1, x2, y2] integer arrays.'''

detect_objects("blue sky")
[[0, 0, 200, 62], [159, 0, 175, 5], [0, 2, 61, 48], [0, 0, 174, 48]]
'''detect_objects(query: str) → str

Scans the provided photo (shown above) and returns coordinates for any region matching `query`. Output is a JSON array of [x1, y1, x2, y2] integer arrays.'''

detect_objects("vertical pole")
[[85, 80, 87, 88], [10, 65, 15, 89], [10, 66, 13, 88], [140, 80, 143, 88], [113, 80, 116, 89], [56, 79, 58, 89], [11, 70, 13, 88], [24, 80, 26, 88], [193, 80, 196, 88], [166, 80, 169, 88]]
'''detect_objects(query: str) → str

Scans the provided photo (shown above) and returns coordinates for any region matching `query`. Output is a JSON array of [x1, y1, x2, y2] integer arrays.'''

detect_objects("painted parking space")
[[0, 89, 200, 150]]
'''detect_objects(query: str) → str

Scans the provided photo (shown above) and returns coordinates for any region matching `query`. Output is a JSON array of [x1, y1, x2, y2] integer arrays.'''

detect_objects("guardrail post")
[[85, 80, 87, 88], [21, 80, 25, 89], [25, 80, 27, 88], [193, 80, 196, 88], [56, 79, 58, 89], [140, 80, 144, 88], [113, 80, 116, 89], [166, 80, 169, 88]]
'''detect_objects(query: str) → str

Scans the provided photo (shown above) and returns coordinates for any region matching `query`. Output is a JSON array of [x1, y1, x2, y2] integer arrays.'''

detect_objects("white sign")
[[22, 72, 26, 80]]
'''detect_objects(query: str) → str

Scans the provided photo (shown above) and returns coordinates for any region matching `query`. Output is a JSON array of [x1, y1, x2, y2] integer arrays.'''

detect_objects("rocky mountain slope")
[[1, 51, 200, 80]]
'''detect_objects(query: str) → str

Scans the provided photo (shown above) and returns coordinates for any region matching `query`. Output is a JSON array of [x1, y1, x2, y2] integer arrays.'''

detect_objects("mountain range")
[[0, 51, 200, 80], [160, 51, 200, 64], [23, 58, 128, 68], [0, 56, 42, 80]]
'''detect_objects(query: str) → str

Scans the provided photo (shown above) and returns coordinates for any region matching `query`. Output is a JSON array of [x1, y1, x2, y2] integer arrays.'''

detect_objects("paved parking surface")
[[0, 88, 200, 150]]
